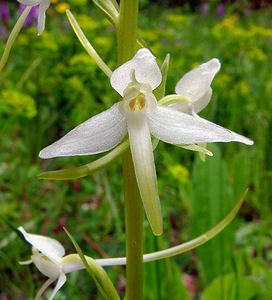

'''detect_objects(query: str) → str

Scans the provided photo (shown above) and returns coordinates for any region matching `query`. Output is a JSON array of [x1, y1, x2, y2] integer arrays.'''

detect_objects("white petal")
[[127, 113, 162, 235], [37, 0, 50, 35], [110, 48, 162, 96], [39, 103, 127, 159], [175, 59, 220, 102], [18, 0, 40, 6], [32, 251, 61, 278], [35, 278, 55, 300], [18, 227, 65, 262], [170, 87, 212, 114], [48, 273, 66, 300], [147, 105, 254, 145]]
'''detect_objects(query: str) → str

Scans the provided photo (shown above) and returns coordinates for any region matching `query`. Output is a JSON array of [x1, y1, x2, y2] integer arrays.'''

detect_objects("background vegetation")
[[0, 0, 271, 299]]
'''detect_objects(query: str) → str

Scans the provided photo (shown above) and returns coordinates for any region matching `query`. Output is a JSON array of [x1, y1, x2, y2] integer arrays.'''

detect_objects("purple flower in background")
[[0, 0, 9, 24], [19, 4, 39, 27], [0, 0, 9, 36], [216, 3, 226, 18], [200, 2, 210, 16]]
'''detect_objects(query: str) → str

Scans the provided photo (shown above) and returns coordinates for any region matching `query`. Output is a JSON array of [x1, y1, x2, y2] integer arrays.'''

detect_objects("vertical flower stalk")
[[117, 1, 143, 300]]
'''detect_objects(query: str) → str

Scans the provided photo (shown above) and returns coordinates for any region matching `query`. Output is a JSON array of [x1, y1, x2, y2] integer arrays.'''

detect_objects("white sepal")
[[39, 103, 127, 159], [175, 59, 220, 105], [127, 113, 162, 236], [110, 48, 162, 96], [37, 0, 50, 35], [18, 227, 65, 263], [147, 105, 253, 146]]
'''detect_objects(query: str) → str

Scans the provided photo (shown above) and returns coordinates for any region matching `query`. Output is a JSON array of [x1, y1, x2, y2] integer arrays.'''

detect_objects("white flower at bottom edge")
[[39, 48, 253, 236], [17, 0, 50, 35], [18, 226, 79, 300]]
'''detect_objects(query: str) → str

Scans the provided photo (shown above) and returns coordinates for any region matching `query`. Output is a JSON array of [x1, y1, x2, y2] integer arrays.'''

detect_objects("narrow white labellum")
[[126, 113, 162, 235]]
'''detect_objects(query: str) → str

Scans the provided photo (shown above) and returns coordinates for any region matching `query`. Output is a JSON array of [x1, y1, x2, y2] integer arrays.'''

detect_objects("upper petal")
[[18, 227, 65, 262], [147, 105, 254, 145], [39, 103, 127, 159], [175, 59, 220, 103], [37, 0, 50, 35], [170, 87, 212, 114], [110, 48, 162, 96], [32, 250, 61, 278], [127, 113, 162, 236]]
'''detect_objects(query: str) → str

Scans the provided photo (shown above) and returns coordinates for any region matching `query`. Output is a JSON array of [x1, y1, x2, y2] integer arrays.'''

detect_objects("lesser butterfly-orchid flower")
[[39, 48, 253, 235]]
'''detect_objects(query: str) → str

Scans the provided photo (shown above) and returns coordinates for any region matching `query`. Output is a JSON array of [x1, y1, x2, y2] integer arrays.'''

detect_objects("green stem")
[[117, 0, 138, 64], [117, 1, 143, 299], [123, 152, 144, 300], [0, 6, 31, 72]]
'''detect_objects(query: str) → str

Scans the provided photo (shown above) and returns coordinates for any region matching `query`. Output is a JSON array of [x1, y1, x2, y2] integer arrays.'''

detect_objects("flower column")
[[117, 1, 144, 300]]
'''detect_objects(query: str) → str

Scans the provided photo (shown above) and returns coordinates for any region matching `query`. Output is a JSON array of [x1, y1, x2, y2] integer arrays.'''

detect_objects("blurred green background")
[[0, 0, 272, 299]]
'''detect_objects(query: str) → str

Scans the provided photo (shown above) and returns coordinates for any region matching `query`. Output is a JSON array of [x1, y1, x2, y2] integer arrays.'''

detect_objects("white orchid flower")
[[17, 0, 50, 35], [19, 226, 121, 300], [18, 226, 74, 300], [39, 48, 253, 235]]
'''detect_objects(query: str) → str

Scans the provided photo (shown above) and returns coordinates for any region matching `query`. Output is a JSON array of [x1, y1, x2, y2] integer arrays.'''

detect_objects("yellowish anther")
[[129, 93, 146, 112], [129, 99, 136, 111]]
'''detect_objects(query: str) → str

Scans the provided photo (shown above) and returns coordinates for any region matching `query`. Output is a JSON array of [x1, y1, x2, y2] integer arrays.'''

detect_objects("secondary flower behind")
[[18, 226, 74, 300], [39, 48, 253, 235], [19, 226, 121, 300]]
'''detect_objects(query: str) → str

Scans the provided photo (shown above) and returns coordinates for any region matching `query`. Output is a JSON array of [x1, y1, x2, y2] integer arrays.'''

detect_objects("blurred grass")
[[0, 1, 272, 299]]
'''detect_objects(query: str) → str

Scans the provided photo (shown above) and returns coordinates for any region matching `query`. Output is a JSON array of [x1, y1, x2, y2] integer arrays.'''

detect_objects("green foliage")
[[0, 89, 37, 118], [202, 273, 262, 300], [190, 145, 235, 284], [144, 231, 190, 300]]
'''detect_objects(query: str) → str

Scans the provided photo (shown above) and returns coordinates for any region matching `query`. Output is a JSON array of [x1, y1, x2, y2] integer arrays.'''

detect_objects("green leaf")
[[202, 273, 262, 300], [190, 144, 236, 284], [144, 232, 190, 300], [64, 228, 120, 300]]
